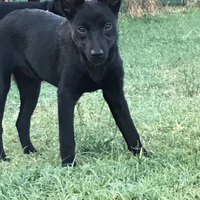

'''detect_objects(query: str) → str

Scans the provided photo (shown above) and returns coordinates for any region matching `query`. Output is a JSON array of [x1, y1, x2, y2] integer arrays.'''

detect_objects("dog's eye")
[[104, 23, 112, 31], [77, 26, 87, 34]]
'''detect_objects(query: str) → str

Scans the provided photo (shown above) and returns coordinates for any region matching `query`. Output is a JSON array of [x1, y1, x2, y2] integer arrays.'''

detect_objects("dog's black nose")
[[91, 49, 104, 57]]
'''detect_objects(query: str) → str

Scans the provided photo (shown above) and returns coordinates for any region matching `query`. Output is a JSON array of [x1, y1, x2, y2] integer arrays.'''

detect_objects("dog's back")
[[0, 0, 62, 20], [0, 9, 68, 84]]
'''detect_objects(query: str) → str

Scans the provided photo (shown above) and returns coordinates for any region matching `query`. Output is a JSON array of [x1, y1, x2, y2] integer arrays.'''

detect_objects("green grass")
[[1, 11, 200, 200]]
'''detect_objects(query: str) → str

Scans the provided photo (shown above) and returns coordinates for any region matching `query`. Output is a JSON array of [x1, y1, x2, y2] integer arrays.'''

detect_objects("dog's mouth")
[[80, 52, 107, 68], [87, 56, 106, 67]]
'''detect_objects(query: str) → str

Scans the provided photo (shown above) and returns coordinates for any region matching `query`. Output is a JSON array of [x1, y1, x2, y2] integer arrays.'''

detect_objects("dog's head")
[[59, 0, 121, 67]]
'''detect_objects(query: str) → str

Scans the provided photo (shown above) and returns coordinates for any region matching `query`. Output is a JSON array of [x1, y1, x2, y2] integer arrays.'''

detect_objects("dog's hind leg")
[[13, 70, 41, 154], [0, 72, 11, 161]]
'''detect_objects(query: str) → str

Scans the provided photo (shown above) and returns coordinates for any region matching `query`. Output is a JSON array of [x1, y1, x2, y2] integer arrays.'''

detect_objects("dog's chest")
[[78, 73, 103, 93]]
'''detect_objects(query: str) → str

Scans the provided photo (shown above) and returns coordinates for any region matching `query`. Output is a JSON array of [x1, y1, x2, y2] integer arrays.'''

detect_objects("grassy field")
[[1, 10, 200, 200]]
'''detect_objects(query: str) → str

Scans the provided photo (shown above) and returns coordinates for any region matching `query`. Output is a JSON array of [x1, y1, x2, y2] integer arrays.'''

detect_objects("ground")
[[0, 10, 200, 200]]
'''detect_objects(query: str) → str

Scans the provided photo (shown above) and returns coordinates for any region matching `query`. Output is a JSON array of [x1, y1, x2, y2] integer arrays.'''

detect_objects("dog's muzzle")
[[88, 49, 106, 66]]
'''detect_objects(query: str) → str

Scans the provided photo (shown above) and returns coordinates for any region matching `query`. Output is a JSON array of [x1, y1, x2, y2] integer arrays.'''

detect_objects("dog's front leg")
[[57, 87, 81, 167], [103, 86, 147, 156]]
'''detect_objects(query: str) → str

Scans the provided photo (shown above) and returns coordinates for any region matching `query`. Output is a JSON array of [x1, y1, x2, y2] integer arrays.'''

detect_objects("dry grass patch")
[[124, 0, 162, 17]]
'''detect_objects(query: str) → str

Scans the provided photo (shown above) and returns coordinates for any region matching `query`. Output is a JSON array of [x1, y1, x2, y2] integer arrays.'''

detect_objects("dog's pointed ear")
[[97, 0, 121, 14], [58, 0, 85, 19], [49, 0, 64, 16]]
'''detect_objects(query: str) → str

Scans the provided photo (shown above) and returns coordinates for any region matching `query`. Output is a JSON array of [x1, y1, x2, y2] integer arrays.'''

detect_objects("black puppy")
[[0, 0, 147, 166], [0, 0, 62, 20]]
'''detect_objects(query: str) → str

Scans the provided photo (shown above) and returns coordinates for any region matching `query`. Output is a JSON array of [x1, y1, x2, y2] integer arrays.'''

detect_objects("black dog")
[[0, 0, 62, 20], [0, 0, 147, 166]]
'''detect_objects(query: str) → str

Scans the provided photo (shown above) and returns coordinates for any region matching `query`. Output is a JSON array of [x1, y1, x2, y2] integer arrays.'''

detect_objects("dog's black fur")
[[0, 0, 62, 20], [0, 0, 147, 166]]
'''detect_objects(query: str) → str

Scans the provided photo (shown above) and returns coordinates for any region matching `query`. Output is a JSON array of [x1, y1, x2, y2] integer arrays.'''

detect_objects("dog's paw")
[[3, 157, 11, 162], [62, 161, 76, 168], [130, 146, 146, 155], [23, 144, 37, 154], [0, 150, 7, 160], [128, 140, 150, 157], [62, 156, 76, 167], [0, 154, 10, 162]]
